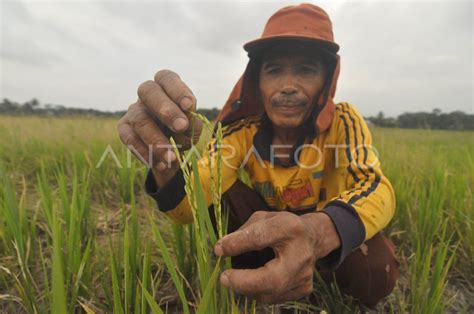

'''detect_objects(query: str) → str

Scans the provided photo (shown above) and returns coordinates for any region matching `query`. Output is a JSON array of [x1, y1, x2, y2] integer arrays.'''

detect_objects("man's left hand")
[[214, 211, 341, 303]]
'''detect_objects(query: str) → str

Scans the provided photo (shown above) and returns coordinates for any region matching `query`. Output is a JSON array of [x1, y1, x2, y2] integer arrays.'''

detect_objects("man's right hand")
[[117, 70, 202, 183]]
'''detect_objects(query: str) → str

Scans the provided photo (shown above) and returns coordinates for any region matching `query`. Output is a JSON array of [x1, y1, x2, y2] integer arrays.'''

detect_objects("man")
[[117, 3, 399, 308]]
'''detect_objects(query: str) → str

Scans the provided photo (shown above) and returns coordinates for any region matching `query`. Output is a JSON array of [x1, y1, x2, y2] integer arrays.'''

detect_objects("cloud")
[[1, 1, 62, 66], [1, 1, 472, 116], [332, 1, 473, 115]]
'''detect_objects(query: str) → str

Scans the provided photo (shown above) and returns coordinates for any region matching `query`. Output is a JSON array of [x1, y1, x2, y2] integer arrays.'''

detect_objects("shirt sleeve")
[[320, 103, 396, 267], [145, 127, 245, 224]]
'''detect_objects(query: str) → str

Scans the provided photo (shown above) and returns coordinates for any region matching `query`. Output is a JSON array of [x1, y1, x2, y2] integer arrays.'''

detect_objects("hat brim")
[[243, 35, 340, 55]]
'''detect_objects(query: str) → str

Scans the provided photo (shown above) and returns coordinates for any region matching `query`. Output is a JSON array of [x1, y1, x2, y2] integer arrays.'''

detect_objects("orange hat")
[[217, 3, 341, 135]]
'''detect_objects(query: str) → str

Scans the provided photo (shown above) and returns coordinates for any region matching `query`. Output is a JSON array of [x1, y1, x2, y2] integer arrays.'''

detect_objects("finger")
[[214, 211, 274, 258], [173, 116, 203, 150], [117, 120, 168, 170], [220, 261, 282, 296], [154, 70, 197, 111], [118, 118, 152, 164], [215, 216, 287, 257], [237, 211, 277, 232], [127, 102, 177, 164], [137, 81, 189, 133]]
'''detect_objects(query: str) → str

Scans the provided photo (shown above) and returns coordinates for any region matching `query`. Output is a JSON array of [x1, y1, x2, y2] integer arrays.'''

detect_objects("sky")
[[1, 0, 473, 117]]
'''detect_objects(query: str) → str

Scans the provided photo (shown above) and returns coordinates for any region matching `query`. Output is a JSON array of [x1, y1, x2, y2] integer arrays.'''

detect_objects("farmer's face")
[[259, 46, 327, 129]]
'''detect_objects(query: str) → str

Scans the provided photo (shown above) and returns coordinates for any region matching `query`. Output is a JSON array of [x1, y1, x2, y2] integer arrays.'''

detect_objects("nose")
[[281, 84, 297, 95], [280, 73, 298, 95]]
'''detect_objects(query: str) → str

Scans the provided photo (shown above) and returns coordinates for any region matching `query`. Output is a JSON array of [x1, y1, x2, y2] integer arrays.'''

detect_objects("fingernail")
[[214, 242, 224, 256], [172, 117, 188, 132], [220, 272, 230, 287], [165, 150, 176, 163], [180, 97, 193, 110], [156, 162, 166, 170]]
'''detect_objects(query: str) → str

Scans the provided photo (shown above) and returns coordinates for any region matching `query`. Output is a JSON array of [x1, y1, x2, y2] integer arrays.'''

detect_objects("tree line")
[[365, 109, 473, 130], [1, 98, 472, 130], [0, 98, 221, 121]]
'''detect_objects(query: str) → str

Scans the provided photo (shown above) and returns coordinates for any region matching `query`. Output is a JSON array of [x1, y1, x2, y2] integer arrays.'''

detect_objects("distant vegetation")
[[0, 98, 125, 118], [0, 98, 220, 121], [365, 109, 473, 130], [1, 98, 472, 130]]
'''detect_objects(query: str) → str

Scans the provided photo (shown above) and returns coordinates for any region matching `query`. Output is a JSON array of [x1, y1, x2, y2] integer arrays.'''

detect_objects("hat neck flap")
[[217, 51, 340, 136]]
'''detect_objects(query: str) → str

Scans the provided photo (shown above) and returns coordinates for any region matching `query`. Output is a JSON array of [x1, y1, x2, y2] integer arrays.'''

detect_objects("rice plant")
[[0, 115, 472, 313], [148, 113, 242, 313]]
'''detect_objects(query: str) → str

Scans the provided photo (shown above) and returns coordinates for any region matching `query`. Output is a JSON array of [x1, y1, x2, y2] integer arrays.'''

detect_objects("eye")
[[265, 66, 281, 75], [298, 65, 320, 74]]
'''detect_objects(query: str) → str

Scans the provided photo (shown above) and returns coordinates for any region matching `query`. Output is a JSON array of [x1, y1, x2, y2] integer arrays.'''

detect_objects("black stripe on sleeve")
[[222, 115, 261, 138], [340, 104, 381, 205], [342, 103, 372, 175], [209, 116, 261, 155], [337, 105, 370, 198], [338, 113, 362, 183], [348, 175, 381, 204], [341, 104, 370, 180], [337, 105, 369, 200]]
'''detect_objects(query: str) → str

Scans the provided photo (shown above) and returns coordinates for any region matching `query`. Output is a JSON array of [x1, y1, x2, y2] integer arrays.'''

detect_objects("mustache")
[[271, 96, 307, 107]]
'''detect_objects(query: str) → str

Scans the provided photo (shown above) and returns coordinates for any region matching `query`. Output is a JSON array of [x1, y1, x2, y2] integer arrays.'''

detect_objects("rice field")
[[0, 115, 472, 313]]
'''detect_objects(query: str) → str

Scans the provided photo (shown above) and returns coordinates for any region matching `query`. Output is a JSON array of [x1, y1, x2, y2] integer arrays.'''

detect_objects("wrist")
[[301, 212, 341, 258], [151, 162, 180, 187]]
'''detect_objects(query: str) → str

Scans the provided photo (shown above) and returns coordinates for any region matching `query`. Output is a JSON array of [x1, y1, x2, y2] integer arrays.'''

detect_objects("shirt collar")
[[253, 113, 316, 167]]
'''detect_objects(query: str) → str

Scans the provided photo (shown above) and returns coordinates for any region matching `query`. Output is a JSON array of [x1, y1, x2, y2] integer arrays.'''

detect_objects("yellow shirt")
[[146, 102, 396, 241]]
